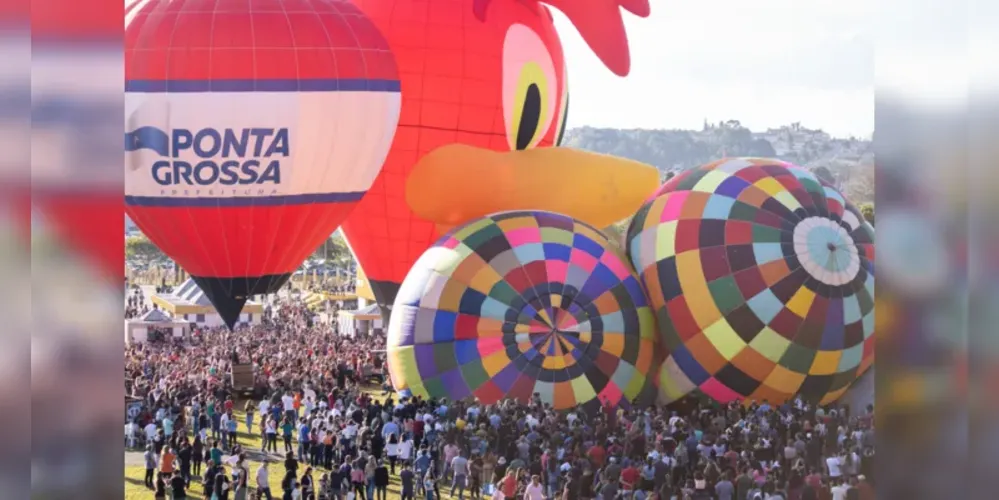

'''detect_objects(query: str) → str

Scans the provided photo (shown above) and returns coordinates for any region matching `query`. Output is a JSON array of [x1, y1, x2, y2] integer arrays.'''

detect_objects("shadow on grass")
[[124, 476, 147, 488]]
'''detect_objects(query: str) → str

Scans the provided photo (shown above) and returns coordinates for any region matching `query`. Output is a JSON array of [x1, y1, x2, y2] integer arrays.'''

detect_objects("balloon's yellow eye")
[[503, 24, 557, 151], [511, 62, 549, 150]]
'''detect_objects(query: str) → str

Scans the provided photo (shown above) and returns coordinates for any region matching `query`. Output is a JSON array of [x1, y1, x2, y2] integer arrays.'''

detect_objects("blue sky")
[[552, 0, 875, 138]]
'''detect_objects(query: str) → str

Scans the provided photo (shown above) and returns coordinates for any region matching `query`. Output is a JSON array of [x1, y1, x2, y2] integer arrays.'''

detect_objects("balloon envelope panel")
[[388, 211, 658, 410], [123, 0, 400, 327], [340, 0, 570, 318], [628, 158, 875, 405]]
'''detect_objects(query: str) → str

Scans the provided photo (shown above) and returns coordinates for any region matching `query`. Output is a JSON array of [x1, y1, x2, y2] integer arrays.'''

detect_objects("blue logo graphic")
[[125, 127, 290, 186], [125, 126, 170, 156]]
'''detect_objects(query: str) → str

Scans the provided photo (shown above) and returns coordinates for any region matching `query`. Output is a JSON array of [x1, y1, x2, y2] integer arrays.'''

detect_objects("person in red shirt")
[[223, 398, 234, 413], [724, 446, 739, 470], [500, 469, 518, 497], [413, 418, 426, 448], [587, 443, 606, 468], [806, 468, 823, 489], [620, 460, 640, 492]]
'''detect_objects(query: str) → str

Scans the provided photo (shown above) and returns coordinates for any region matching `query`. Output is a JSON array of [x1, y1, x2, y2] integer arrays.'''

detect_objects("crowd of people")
[[125, 293, 876, 500], [305, 280, 357, 296], [126, 286, 151, 319]]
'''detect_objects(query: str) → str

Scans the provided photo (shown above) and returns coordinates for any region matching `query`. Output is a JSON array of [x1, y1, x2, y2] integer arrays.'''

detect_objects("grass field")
[[126, 387, 414, 499]]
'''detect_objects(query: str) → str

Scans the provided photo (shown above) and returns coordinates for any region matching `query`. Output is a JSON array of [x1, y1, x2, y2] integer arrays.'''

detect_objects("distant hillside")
[[563, 120, 872, 171], [563, 121, 874, 203], [123, 121, 873, 237]]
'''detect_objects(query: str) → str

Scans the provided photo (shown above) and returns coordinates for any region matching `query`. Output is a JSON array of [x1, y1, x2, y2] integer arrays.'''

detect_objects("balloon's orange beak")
[[405, 144, 660, 233]]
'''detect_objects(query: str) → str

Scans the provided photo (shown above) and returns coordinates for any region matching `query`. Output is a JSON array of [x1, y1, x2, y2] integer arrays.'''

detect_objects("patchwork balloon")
[[627, 158, 875, 405], [388, 211, 658, 410]]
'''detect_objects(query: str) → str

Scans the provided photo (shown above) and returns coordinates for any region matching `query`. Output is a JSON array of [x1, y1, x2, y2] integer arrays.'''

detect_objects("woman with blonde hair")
[[499, 469, 518, 499], [481, 451, 496, 489], [364, 456, 377, 500]]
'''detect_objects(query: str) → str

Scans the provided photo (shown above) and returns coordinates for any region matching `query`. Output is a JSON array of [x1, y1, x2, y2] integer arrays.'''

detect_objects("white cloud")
[[875, 0, 972, 106], [551, 0, 875, 137]]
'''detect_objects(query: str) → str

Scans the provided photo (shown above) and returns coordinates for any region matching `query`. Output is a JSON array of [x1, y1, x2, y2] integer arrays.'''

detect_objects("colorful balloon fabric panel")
[[627, 158, 875, 405], [388, 211, 658, 410]]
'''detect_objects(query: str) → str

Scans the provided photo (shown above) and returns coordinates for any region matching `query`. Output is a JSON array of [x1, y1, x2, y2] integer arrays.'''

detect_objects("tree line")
[[126, 232, 355, 265]]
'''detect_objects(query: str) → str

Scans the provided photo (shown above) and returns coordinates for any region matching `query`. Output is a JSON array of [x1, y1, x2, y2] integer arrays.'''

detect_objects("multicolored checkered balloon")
[[387, 211, 658, 410], [627, 158, 875, 405]]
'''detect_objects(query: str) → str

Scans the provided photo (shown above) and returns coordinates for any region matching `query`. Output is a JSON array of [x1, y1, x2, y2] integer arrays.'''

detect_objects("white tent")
[[337, 303, 383, 337], [141, 308, 171, 322], [125, 307, 190, 345]]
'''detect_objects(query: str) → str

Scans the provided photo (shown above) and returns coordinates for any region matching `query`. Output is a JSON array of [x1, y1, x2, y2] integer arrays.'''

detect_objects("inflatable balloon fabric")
[[341, 0, 650, 325], [628, 158, 875, 405], [388, 211, 658, 411], [124, 0, 400, 328], [340, 0, 571, 325]]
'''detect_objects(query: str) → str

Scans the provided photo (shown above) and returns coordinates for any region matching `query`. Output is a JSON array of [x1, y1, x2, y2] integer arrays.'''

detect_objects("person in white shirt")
[[264, 418, 278, 453], [282, 392, 295, 419], [342, 422, 358, 440], [398, 436, 414, 465], [697, 441, 712, 459], [851, 427, 864, 445], [259, 398, 270, 416], [668, 413, 682, 429], [525, 414, 539, 429], [125, 421, 139, 449], [144, 421, 158, 442], [825, 453, 843, 479], [829, 477, 850, 500], [256, 463, 271, 498], [523, 475, 545, 500], [386, 433, 401, 473]]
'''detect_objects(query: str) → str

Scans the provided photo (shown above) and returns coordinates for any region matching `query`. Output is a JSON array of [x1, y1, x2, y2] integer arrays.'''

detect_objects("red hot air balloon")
[[341, 0, 650, 324], [125, 0, 401, 329]]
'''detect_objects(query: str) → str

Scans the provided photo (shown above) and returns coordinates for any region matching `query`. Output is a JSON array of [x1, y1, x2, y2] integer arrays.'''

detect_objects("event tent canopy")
[[140, 308, 172, 322], [347, 303, 381, 321]]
